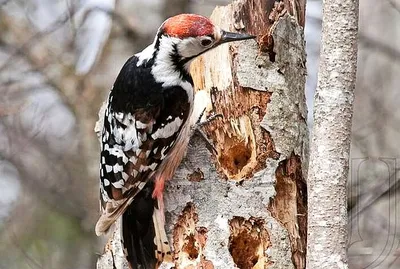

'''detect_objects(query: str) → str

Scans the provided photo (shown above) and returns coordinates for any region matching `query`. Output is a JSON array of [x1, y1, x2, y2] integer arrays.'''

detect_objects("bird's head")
[[147, 14, 254, 69], [135, 14, 255, 83], [158, 14, 254, 60]]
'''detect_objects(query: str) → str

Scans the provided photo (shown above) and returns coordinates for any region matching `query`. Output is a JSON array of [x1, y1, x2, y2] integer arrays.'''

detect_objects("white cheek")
[[178, 38, 206, 58]]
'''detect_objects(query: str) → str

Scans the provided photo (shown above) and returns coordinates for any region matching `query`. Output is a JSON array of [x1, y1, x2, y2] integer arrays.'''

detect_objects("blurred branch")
[[307, 15, 400, 60], [0, 120, 87, 220], [66, 0, 78, 38], [0, 5, 140, 117], [387, 0, 400, 14], [0, 11, 73, 73], [349, 167, 400, 223], [10, 233, 43, 269], [0, 0, 11, 6], [0, 13, 82, 116], [359, 34, 400, 60], [88, 7, 138, 38]]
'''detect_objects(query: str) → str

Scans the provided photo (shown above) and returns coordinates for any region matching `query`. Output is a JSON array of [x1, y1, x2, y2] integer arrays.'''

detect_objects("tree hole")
[[218, 138, 252, 177], [228, 217, 271, 269], [173, 203, 214, 268], [230, 230, 259, 268]]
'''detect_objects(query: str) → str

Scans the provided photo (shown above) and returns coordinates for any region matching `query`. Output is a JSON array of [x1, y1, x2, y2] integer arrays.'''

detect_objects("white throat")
[[135, 36, 194, 103]]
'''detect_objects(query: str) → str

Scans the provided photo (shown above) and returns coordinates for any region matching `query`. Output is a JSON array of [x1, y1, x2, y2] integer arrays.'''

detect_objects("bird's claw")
[[191, 108, 223, 155]]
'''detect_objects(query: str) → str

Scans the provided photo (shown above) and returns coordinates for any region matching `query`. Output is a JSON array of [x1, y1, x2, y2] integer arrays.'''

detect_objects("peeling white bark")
[[306, 0, 359, 268]]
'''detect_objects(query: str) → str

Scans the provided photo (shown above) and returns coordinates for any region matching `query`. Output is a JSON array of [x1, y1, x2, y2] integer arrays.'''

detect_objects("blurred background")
[[0, 0, 399, 268]]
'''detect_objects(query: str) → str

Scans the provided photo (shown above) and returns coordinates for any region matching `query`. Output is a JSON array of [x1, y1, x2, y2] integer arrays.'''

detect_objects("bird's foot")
[[191, 108, 222, 154]]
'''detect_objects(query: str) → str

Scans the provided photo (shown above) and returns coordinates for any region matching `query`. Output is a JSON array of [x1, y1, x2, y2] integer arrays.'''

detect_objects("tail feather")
[[95, 196, 133, 236], [153, 206, 173, 265], [116, 181, 173, 269], [122, 204, 156, 269]]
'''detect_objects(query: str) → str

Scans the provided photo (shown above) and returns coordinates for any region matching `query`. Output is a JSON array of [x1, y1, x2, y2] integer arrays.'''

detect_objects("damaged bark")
[[97, 0, 308, 268]]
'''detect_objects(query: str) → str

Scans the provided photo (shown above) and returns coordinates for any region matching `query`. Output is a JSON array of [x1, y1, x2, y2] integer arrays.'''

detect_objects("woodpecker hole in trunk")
[[218, 136, 252, 176], [200, 82, 276, 180], [173, 203, 214, 269], [211, 115, 258, 180], [228, 217, 271, 269]]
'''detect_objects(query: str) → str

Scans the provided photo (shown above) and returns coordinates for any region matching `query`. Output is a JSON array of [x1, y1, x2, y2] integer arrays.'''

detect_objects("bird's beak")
[[219, 30, 256, 44]]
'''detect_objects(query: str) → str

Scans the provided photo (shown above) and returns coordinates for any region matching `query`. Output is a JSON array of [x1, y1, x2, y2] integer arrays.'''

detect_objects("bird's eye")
[[201, 39, 212, 47]]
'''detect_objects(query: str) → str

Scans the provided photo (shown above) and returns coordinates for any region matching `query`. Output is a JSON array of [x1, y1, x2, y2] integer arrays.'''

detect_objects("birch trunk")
[[97, 0, 308, 268], [306, 0, 359, 268]]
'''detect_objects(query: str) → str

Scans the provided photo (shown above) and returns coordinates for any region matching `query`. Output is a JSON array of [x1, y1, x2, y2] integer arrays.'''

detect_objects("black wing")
[[97, 55, 191, 232]]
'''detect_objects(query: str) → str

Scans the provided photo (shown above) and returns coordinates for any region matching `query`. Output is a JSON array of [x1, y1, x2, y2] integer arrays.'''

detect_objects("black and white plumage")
[[98, 55, 192, 208], [97, 38, 193, 268], [95, 13, 255, 268]]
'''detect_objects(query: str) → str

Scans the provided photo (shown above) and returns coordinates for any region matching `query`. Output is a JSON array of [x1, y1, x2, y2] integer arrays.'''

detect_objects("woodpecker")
[[95, 14, 254, 268]]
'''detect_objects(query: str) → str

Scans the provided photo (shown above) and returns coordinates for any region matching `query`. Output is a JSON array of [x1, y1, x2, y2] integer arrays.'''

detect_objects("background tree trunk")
[[97, 0, 308, 268], [306, 0, 359, 268]]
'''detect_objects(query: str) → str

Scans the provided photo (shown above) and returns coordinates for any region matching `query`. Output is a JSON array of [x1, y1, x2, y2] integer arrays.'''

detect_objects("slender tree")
[[306, 0, 359, 268]]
